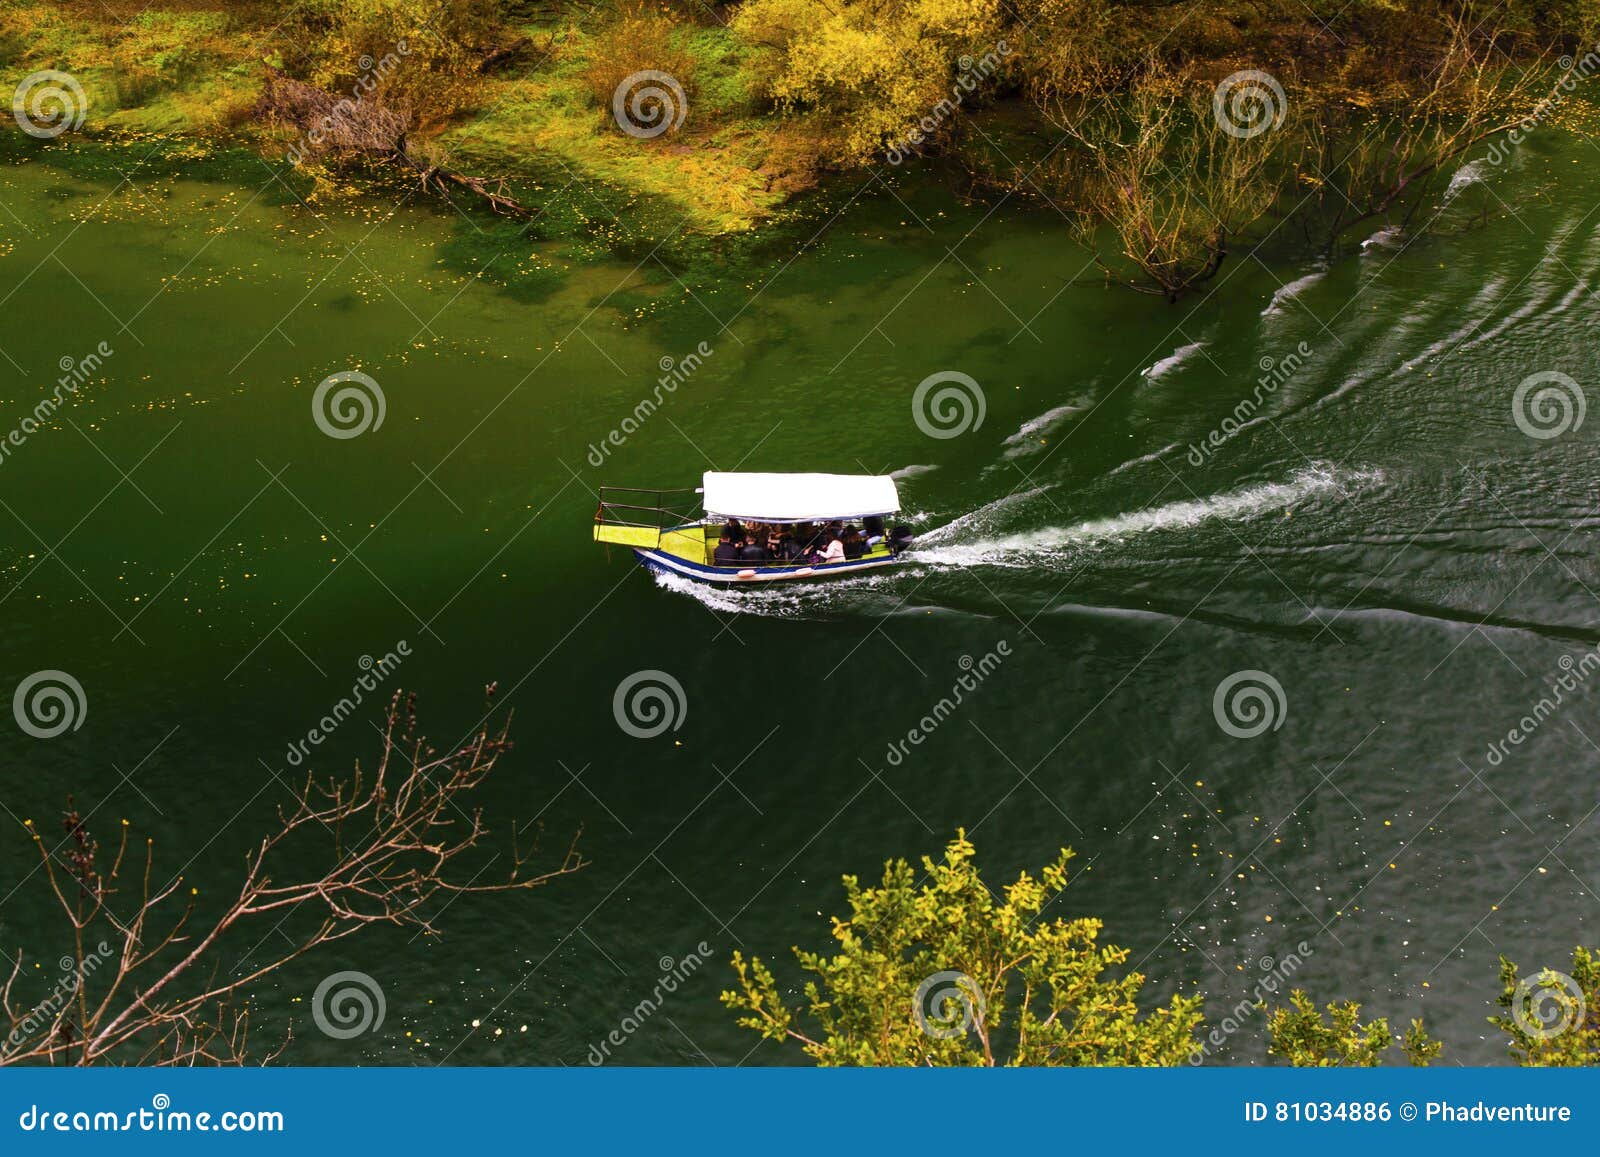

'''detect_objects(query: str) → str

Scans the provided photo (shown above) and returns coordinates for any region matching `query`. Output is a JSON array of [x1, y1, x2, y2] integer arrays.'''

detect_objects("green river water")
[[1, 126, 1597, 1065]]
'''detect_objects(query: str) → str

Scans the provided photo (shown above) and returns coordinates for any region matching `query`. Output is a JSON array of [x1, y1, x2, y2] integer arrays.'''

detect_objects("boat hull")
[[633, 547, 902, 584]]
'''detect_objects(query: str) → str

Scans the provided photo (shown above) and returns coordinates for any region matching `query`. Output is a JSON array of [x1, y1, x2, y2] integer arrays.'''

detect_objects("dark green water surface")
[[1, 129, 1597, 1064]]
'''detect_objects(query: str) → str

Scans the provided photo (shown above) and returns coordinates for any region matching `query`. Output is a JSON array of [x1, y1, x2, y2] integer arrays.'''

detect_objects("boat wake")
[[1443, 158, 1487, 201], [1141, 340, 1206, 382], [1261, 271, 1326, 317], [648, 561, 909, 617], [648, 465, 1382, 612], [1000, 402, 1087, 458], [913, 463, 1383, 569]]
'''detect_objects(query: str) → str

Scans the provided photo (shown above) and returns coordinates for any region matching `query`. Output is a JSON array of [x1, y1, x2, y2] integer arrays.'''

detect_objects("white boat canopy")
[[701, 472, 900, 522]]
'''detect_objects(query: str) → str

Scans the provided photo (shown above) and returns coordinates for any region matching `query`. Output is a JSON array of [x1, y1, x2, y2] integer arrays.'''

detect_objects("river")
[[0, 127, 1596, 1065]]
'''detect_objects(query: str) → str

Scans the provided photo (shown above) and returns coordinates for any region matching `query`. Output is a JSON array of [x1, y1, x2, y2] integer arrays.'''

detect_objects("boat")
[[593, 471, 912, 584]]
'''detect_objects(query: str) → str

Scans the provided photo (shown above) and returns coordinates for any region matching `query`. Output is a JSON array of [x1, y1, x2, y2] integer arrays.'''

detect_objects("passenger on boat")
[[739, 537, 767, 562], [724, 517, 747, 547], [820, 533, 846, 564], [713, 531, 741, 566], [863, 515, 885, 546], [841, 527, 866, 560]]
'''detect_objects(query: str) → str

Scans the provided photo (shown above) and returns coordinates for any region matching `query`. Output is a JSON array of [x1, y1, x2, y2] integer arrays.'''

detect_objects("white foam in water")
[[1261, 271, 1326, 316], [1105, 440, 1186, 478], [1444, 159, 1486, 200], [1141, 341, 1206, 382], [890, 463, 940, 480], [915, 463, 1382, 568], [1000, 403, 1086, 458], [1361, 226, 1402, 250], [649, 561, 907, 617], [916, 485, 1055, 546], [649, 568, 818, 617]]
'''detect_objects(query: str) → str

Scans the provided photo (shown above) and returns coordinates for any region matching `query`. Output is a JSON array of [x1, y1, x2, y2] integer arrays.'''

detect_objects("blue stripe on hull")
[[634, 548, 903, 584]]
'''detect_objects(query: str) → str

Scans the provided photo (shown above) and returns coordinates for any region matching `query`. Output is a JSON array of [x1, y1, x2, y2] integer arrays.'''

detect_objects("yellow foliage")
[[732, 0, 1009, 162]]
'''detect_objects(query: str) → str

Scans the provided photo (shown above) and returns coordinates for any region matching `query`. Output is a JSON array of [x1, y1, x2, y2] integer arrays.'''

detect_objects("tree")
[[721, 831, 1204, 1065], [731, 0, 1011, 163], [1491, 946, 1599, 1066], [275, 0, 505, 129], [0, 691, 582, 1066], [1265, 990, 1441, 1067], [1048, 70, 1283, 301], [1290, 10, 1562, 252]]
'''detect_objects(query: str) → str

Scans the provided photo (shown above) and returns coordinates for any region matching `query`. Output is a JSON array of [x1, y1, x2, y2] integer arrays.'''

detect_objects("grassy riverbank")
[[4, 1, 1593, 301], [0, 1, 803, 235]]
